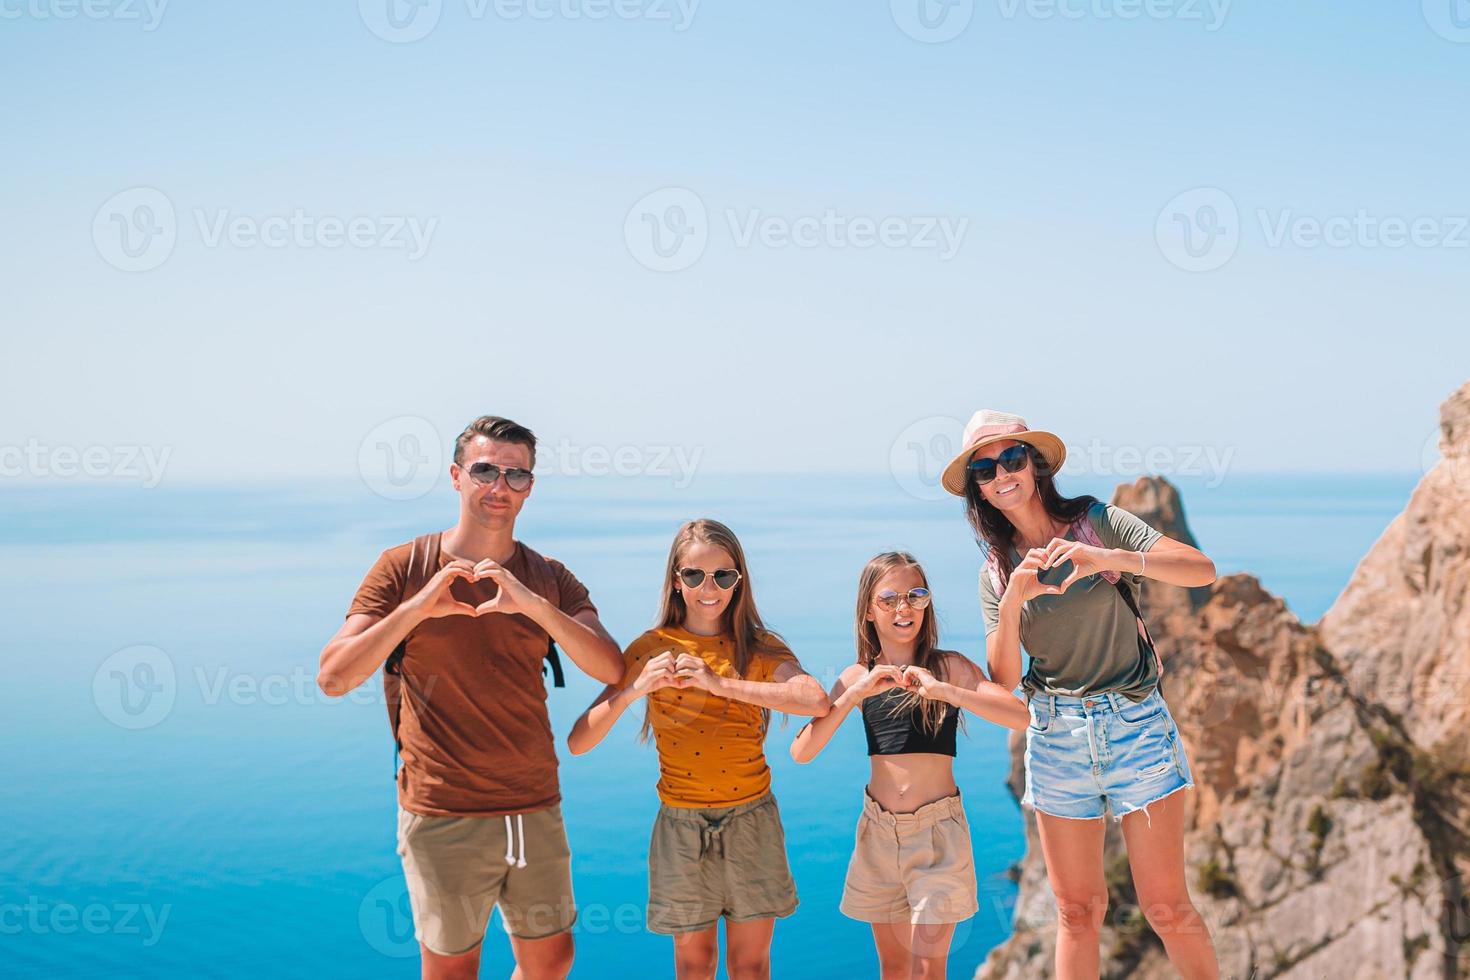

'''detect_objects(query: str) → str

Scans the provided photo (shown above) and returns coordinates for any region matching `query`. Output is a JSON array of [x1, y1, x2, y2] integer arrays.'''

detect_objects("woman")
[[939, 409, 1220, 980], [790, 552, 1028, 979], [567, 519, 829, 980]]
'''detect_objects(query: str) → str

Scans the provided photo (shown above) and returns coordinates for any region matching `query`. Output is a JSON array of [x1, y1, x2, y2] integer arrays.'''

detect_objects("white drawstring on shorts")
[[503, 814, 527, 868]]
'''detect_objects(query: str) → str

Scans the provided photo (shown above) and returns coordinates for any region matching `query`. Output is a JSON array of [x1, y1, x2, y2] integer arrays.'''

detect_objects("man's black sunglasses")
[[465, 461, 535, 491]]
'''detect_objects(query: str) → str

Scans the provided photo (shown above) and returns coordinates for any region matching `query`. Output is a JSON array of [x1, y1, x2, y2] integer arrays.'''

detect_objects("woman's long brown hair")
[[641, 518, 784, 741], [854, 551, 957, 736]]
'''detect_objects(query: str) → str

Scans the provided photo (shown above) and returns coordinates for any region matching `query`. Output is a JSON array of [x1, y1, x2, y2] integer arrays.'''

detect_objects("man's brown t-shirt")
[[347, 539, 595, 817]]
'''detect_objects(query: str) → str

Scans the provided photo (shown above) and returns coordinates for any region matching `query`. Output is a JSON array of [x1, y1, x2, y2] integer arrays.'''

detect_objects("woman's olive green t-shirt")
[[980, 501, 1162, 703]]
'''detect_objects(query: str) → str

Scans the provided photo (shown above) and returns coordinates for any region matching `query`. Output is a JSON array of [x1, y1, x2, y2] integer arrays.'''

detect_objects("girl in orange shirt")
[[568, 519, 829, 980]]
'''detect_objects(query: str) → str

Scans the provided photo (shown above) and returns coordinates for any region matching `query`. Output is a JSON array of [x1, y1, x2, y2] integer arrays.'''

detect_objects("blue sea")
[[1, 471, 1417, 978]]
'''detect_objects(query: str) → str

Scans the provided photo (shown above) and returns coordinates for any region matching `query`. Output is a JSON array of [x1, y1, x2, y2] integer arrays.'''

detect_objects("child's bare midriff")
[[866, 752, 959, 813]]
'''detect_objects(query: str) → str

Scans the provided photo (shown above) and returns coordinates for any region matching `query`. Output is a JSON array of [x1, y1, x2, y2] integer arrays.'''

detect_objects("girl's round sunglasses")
[[966, 443, 1032, 485], [874, 587, 931, 611], [677, 567, 742, 590]]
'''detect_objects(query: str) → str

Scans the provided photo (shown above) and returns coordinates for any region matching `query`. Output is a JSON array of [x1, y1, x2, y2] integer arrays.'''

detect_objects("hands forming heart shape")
[[419, 558, 536, 619], [635, 650, 721, 695], [864, 663, 946, 700]]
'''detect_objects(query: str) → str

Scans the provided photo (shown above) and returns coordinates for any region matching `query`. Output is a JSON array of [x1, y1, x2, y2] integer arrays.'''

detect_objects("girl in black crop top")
[[790, 552, 1027, 973]]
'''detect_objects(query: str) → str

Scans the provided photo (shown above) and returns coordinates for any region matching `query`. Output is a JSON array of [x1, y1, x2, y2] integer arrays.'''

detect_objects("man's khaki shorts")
[[397, 804, 576, 955], [647, 792, 798, 934], [840, 791, 978, 925]]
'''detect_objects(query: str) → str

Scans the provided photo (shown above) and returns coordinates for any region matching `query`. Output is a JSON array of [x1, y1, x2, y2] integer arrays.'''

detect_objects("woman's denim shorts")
[[1022, 687, 1194, 824]]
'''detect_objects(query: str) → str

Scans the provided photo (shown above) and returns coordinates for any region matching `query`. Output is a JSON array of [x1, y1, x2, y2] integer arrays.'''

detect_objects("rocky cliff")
[[977, 380, 1470, 980]]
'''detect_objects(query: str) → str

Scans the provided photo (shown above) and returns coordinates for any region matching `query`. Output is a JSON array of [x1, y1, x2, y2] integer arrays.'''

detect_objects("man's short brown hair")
[[453, 416, 537, 469]]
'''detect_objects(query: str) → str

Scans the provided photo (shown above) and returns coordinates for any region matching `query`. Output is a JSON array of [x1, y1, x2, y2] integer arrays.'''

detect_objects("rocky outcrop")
[[977, 381, 1470, 980]]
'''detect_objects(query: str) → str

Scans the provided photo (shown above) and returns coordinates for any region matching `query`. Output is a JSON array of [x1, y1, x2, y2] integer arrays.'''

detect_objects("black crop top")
[[862, 686, 959, 757]]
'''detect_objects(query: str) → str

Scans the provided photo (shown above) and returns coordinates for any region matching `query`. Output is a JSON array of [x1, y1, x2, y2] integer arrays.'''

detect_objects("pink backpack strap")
[[1070, 510, 1162, 679], [983, 550, 1006, 596], [1068, 514, 1120, 584]]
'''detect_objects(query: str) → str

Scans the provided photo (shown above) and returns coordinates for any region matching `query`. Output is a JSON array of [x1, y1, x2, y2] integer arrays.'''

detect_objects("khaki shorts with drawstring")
[[397, 804, 576, 954], [646, 792, 798, 934]]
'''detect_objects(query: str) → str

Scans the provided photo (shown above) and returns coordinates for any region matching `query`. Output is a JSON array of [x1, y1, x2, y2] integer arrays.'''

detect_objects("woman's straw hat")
[[939, 410, 1067, 496]]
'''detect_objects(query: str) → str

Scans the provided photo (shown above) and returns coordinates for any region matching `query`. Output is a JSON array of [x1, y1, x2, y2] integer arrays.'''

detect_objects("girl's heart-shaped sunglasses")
[[677, 567, 742, 590]]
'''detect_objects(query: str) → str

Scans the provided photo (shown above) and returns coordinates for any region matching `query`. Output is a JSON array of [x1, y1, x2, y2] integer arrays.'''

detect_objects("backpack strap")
[[515, 542, 567, 689], [1069, 512, 1162, 680], [385, 532, 442, 773]]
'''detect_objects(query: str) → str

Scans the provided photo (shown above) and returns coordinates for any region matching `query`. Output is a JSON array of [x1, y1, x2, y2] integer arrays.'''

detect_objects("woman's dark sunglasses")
[[874, 587, 931, 611], [966, 444, 1032, 485], [465, 461, 535, 492], [677, 567, 742, 590]]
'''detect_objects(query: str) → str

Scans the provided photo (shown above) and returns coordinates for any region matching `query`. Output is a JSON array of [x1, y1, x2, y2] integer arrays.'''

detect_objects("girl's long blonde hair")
[[854, 551, 955, 737], [642, 518, 784, 741]]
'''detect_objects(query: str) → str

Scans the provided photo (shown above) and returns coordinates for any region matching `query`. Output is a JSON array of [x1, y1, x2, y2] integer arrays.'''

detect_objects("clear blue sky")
[[4, 1, 1468, 483]]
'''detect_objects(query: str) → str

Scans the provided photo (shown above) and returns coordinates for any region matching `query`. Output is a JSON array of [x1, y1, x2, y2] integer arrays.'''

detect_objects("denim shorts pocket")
[[1026, 698, 1053, 734], [1114, 691, 1167, 729]]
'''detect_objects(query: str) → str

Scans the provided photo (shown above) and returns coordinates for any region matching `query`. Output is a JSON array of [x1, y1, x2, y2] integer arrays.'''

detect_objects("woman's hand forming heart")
[[1004, 548, 1066, 604], [1038, 538, 1116, 592]]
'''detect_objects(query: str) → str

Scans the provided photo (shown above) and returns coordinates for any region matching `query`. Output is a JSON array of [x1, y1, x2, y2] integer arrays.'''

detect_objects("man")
[[319, 416, 623, 980]]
